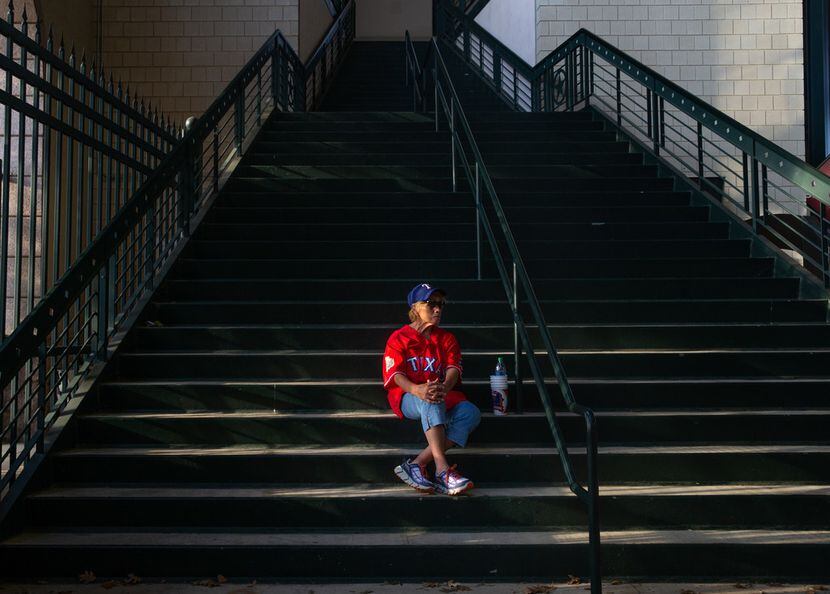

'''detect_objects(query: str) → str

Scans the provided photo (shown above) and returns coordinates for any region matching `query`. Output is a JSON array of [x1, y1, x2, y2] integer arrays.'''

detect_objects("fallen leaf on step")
[[78, 571, 96, 584], [610, 581, 623, 586], [423, 584, 441, 589], [681, 590, 696, 594], [525, 584, 557, 594], [192, 578, 221, 588], [217, 575, 228, 584], [124, 574, 141, 586], [567, 576, 581, 585], [734, 585, 751, 590], [810, 588, 829, 592], [101, 582, 119, 590], [440, 581, 471, 592]]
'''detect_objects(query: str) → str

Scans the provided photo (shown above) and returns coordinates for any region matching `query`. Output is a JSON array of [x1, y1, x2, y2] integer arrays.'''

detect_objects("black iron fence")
[[0, 5, 180, 342], [0, 0, 352, 506]]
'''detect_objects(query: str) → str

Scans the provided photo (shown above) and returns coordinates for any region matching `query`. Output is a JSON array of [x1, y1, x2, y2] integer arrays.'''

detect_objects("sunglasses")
[[423, 299, 446, 309]]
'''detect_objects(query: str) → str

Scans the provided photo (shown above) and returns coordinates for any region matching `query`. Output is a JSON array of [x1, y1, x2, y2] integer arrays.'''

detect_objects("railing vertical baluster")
[[463, 25, 470, 62], [30, 21, 41, 320], [213, 129, 219, 193], [493, 54, 501, 94], [95, 71, 104, 238], [36, 343, 46, 452], [565, 51, 573, 110], [256, 65, 262, 127], [615, 67, 621, 126], [822, 207, 830, 288], [15, 11, 28, 331], [588, 48, 595, 101], [512, 261, 522, 414], [234, 83, 244, 152], [475, 162, 481, 280], [651, 91, 660, 155], [450, 99, 456, 193], [658, 97, 665, 149], [741, 152, 750, 211], [646, 89, 653, 142], [761, 164, 769, 219], [698, 122, 705, 191], [65, 49, 76, 271], [40, 31, 53, 295], [1, 4, 13, 338], [751, 155, 761, 233]]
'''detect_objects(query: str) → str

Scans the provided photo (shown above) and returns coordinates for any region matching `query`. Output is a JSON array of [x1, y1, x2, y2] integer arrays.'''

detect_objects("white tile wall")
[[536, 0, 805, 158], [101, 0, 299, 124]]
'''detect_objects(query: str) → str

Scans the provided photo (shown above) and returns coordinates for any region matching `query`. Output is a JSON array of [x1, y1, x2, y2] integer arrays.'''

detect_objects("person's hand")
[[424, 379, 445, 403], [413, 380, 443, 403]]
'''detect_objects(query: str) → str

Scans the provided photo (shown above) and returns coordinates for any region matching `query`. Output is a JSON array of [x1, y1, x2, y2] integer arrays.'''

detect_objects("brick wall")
[[100, 0, 299, 125], [536, 0, 805, 159]]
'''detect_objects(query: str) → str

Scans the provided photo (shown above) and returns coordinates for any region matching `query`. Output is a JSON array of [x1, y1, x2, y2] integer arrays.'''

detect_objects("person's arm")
[[442, 367, 460, 392]]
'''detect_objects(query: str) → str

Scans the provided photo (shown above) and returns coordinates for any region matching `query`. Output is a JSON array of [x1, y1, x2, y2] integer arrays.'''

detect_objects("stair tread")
[[5, 529, 830, 547], [53, 444, 830, 456], [28, 483, 830, 499], [80, 410, 830, 421]]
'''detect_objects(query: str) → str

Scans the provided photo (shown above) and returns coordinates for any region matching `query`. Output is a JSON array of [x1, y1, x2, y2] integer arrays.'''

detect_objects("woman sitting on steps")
[[382, 283, 481, 496]]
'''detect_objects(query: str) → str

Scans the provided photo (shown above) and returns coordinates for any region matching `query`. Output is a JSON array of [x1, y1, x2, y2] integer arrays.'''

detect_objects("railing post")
[[234, 84, 245, 152], [271, 44, 280, 105], [615, 67, 621, 126], [434, 64, 440, 132], [36, 342, 47, 453], [493, 54, 502, 94], [699, 123, 706, 191], [180, 139, 195, 238], [741, 152, 750, 211], [450, 99, 457, 193], [822, 208, 830, 288], [646, 89, 653, 142], [761, 164, 769, 219], [96, 261, 109, 361], [586, 417, 602, 594], [652, 91, 661, 155], [475, 162, 482, 280], [463, 26, 471, 62], [512, 261, 523, 414], [751, 155, 761, 233], [213, 129, 220, 193], [144, 197, 156, 293]]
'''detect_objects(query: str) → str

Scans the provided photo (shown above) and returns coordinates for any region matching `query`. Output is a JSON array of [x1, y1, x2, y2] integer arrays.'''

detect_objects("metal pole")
[[699, 123, 706, 191], [751, 156, 761, 233], [513, 261, 522, 414], [475, 162, 481, 280], [451, 100, 457, 193], [615, 68, 621, 127]]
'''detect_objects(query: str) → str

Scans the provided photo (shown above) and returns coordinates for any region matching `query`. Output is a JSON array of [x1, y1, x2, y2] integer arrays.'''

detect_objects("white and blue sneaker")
[[435, 465, 473, 496], [394, 458, 435, 493]]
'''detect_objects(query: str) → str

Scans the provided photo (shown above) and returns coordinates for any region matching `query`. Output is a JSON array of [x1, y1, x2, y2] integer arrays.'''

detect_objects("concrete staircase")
[[1, 41, 829, 582]]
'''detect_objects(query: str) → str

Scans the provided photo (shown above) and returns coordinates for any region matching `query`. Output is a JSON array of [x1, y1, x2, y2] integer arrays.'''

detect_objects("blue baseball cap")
[[407, 283, 446, 307]]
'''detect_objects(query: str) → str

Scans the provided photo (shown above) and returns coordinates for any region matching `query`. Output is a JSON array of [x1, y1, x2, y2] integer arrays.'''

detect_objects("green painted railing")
[[436, 0, 830, 290], [0, 2, 352, 516], [406, 31, 603, 594]]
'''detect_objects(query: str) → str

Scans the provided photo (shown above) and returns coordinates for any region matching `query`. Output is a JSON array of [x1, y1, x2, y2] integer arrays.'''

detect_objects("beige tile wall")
[[536, 0, 805, 159], [100, 0, 299, 125]]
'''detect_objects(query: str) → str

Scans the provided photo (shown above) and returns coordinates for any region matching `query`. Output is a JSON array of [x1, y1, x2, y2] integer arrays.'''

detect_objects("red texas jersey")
[[382, 324, 465, 418]]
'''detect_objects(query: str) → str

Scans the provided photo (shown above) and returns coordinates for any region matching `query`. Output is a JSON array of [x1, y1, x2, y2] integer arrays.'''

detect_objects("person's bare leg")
[[413, 434, 456, 469]]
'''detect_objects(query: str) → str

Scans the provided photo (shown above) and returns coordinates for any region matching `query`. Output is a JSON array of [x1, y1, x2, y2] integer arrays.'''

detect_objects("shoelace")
[[441, 464, 463, 485]]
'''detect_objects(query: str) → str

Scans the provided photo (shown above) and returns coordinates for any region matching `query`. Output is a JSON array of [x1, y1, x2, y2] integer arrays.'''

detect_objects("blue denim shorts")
[[400, 393, 482, 448]]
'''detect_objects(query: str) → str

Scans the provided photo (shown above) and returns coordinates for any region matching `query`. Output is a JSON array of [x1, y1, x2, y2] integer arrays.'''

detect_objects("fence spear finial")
[[7, 1, 14, 24]]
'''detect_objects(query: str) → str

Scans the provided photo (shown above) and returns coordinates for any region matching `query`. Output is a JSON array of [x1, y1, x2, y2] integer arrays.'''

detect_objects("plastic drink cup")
[[490, 374, 508, 416]]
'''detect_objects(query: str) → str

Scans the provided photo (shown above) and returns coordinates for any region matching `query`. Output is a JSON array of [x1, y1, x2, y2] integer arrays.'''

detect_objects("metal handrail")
[[437, 0, 830, 289], [0, 20, 309, 512], [405, 32, 602, 592]]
